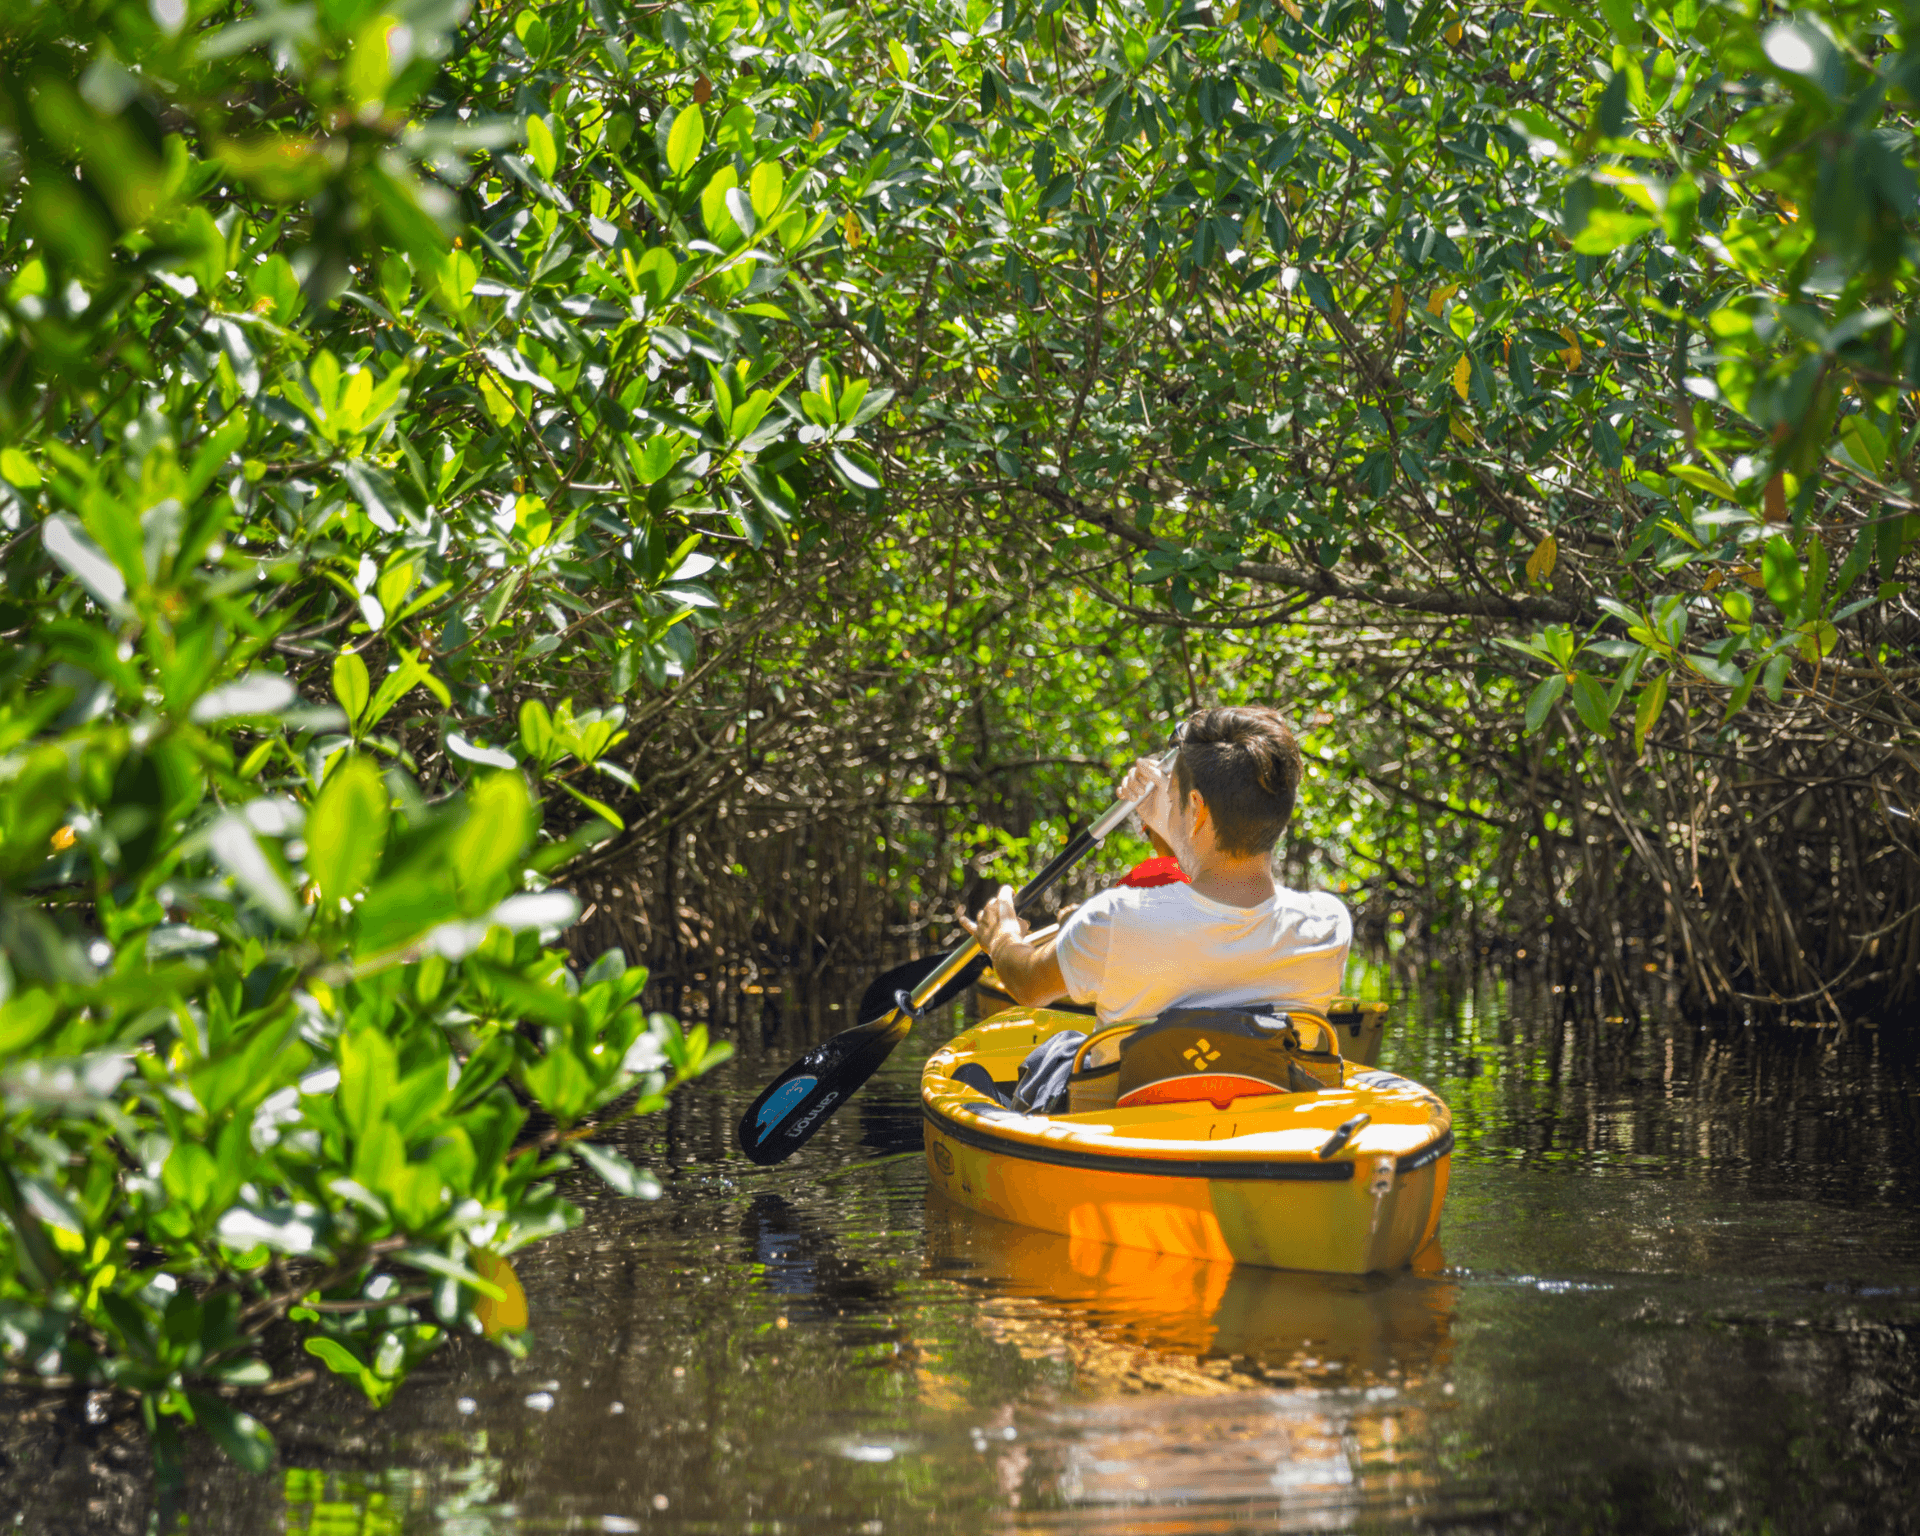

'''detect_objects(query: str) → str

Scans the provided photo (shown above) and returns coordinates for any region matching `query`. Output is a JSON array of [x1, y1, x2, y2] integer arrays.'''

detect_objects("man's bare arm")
[[955, 888, 1069, 1008], [986, 928, 1067, 1008]]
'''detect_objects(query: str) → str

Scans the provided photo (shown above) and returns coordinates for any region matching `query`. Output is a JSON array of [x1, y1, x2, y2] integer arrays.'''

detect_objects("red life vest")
[[1119, 855, 1190, 888]]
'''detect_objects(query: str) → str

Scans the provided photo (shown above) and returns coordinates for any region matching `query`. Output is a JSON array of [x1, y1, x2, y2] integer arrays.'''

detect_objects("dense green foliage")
[[1, 0, 1916, 1495], [0, 0, 758, 1484], [811, 0, 1920, 1012], [564, 0, 1918, 1019]]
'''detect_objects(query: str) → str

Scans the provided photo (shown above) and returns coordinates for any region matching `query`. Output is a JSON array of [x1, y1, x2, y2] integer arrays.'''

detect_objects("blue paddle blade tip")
[[751, 1076, 817, 1139]]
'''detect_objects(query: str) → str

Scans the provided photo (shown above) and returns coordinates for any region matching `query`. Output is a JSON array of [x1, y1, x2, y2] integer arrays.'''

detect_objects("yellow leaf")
[[51, 825, 76, 850], [1444, 20, 1463, 44], [842, 210, 863, 248], [1525, 534, 1558, 585], [1449, 411, 1475, 444], [1279, 0, 1302, 17], [478, 375, 516, 427], [1559, 326, 1582, 369], [473, 1249, 529, 1338], [1764, 473, 1788, 523], [1388, 283, 1406, 334], [1427, 283, 1459, 316], [1452, 354, 1471, 401], [1633, 672, 1668, 759]]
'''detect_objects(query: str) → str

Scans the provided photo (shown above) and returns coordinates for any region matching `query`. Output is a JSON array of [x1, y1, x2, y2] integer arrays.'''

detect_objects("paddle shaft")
[[736, 743, 1177, 1164], [891, 746, 1178, 1020]]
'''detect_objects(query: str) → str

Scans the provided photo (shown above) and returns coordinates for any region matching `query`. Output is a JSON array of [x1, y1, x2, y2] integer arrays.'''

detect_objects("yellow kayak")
[[921, 1006, 1450, 1275]]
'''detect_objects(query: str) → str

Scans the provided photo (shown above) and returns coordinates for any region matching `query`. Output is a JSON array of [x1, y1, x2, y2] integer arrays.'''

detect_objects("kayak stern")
[[922, 1008, 1450, 1275]]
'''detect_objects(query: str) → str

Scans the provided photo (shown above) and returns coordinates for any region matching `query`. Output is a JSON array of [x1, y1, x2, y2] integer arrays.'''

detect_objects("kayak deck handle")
[[1318, 1113, 1371, 1159]]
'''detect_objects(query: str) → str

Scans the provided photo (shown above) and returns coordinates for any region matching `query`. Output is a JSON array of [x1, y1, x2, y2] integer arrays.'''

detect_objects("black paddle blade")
[[735, 1016, 908, 1166], [855, 951, 990, 1026]]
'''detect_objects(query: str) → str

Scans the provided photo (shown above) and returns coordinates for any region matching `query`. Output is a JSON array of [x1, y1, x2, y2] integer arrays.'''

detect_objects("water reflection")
[[1012, 1392, 1444, 1532], [924, 1192, 1456, 1389], [14, 961, 1920, 1535], [742, 1191, 899, 1321], [919, 1195, 1463, 1529]]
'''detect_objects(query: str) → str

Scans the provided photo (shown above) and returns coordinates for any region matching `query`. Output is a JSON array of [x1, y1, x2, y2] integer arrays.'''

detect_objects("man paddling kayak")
[[956, 706, 1352, 1026]]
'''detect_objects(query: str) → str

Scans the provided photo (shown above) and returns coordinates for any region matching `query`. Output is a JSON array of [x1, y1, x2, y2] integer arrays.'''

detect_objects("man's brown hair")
[[1172, 706, 1303, 857]]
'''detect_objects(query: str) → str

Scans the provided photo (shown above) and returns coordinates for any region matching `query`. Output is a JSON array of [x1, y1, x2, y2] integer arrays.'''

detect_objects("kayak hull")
[[922, 1008, 1450, 1275]]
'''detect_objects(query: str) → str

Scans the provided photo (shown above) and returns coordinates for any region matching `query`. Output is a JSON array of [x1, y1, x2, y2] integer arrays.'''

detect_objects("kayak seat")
[[1113, 1008, 1342, 1111], [974, 1012, 1350, 1119], [951, 1062, 1016, 1108], [1067, 1022, 1140, 1113], [955, 1037, 1092, 1116]]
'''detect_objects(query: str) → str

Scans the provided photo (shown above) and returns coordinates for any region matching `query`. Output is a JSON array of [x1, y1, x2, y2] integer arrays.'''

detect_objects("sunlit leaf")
[[208, 815, 299, 925], [666, 105, 705, 177], [1571, 208, 1655, 254], [190, 673, 297, 722], [0, 448, 42, 488], [473, 1249, 530, 1337], [307, 756, 388, 904], [1569, 672, 1614, 733], [573, 1140, 662, 1199], [1763, 534, 1804, 614], [525, 114, 557, 180], [1633, 673, 1667, 756]]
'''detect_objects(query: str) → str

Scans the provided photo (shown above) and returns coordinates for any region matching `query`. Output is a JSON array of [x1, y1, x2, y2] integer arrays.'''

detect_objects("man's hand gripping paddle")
[[735, 742, 1181, 1165]]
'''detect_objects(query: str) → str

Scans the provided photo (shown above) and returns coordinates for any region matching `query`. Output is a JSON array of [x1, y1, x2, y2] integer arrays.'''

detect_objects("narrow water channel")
[[47, 969, 1920, 1533]]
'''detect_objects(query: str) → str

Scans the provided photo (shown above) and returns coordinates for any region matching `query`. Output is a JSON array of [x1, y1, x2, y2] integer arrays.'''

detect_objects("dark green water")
[[31, 969, 1920, 1534]]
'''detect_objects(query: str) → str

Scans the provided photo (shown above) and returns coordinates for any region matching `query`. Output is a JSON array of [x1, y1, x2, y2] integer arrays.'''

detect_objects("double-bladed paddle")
[[735, 742, 1180, 1165]]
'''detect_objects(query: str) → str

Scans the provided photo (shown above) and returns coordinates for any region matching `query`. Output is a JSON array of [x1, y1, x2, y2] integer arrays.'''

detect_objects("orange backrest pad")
[[1116, 1072, 1287, 1111]]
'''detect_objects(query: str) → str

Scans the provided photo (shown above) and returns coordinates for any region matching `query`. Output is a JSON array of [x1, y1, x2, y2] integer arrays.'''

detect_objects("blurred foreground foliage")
[[0, 0, 774, 1492]]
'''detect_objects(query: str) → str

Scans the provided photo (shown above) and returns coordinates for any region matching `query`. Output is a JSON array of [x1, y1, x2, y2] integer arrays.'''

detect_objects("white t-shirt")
[[1053, 882, 1352, 1025]]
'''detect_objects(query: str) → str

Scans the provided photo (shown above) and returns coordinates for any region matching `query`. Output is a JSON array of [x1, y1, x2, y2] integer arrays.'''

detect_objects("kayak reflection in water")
[[924, 1196, 1456, 1388], [956, 706, 1354, 1112]]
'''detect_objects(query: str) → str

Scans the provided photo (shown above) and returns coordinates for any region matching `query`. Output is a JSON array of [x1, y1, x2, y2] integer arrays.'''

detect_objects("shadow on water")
[[8, 959, 1920, 1534]]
